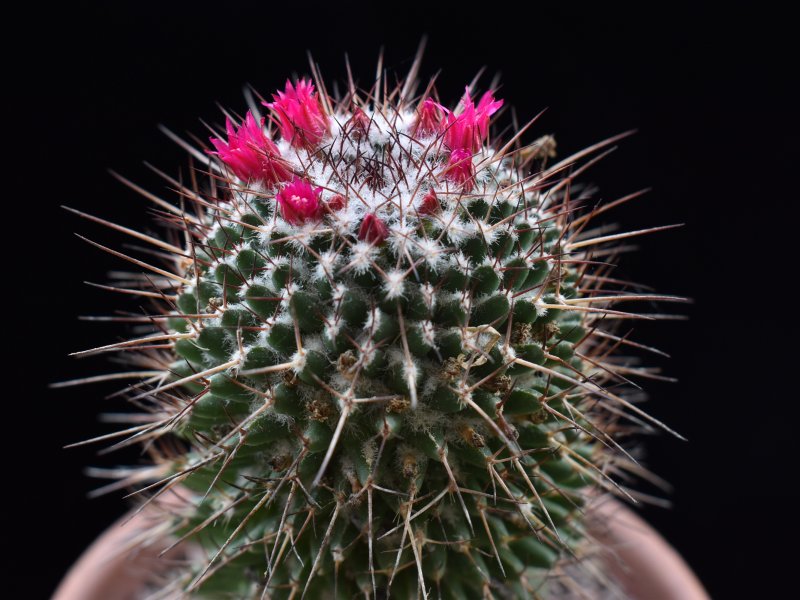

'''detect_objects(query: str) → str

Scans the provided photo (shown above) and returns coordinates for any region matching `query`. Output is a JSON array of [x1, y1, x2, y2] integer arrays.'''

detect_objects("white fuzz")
[[413, 237, 444, 269], [441, 212, 472, 244], [458, 291, 473, 313], [367, 111, 395, 147], [315, 250, 339, 281], [420, 284, 437, 312], [324, 317, 341, 341], [227, 347, 245, 368], [255, 320, 276, 345], [420, 320, 437, 348], [358, 339, 378, 369], [290, 350, 307, 373], [383, 269, 406, 300], [275, 311, 294, 326], [474, 219, 499, 246], [329, 207, 360, 236], [363, 310, 378, 334], [262, 255, 290, 286], [331, 283, 347, 303], [348, 241, 377, 275], [534, 297, 549, 317], [388, 221, 414, 255], [280, 282, 300, 309], [451, 252, 470, 272]]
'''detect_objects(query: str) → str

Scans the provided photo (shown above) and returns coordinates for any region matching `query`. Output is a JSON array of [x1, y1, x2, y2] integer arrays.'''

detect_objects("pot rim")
[[53, 498, 708, 600]]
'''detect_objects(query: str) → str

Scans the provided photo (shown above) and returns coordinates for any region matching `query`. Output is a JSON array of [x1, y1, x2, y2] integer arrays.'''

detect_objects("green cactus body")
[[70, 63, 682, 599]]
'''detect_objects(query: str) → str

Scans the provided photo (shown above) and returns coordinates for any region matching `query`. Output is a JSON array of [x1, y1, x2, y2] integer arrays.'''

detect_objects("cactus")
[[67, 52, 685, 599]]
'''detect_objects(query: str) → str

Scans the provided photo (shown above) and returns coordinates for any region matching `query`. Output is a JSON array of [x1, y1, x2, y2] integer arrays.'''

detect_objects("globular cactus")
[[67, 53, 684, 599]]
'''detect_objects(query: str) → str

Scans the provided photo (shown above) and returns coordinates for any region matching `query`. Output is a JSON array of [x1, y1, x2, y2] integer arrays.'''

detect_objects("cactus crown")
[[69, 54, 683, 599]]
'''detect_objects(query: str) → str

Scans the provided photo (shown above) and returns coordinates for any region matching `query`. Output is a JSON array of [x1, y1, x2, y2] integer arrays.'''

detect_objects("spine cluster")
[[69, 58, 683, 600]]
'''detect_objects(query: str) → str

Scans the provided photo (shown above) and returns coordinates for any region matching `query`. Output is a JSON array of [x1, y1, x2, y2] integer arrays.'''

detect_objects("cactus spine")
[[69, 54, 684, 599]]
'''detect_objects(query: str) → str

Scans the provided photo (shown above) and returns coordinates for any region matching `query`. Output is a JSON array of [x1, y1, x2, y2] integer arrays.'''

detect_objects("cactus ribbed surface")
[[68, 56, 683, 599]]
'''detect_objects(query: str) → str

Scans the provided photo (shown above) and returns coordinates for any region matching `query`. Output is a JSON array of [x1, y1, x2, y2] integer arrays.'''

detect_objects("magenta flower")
[[276, 179, 324, 225], [418, 190, 440, 215], [413, 98, 445, 137], [265, 79, 330, 149], [358, 213, 389, 245], [445, 148, 475, 190], [444, 89, 503, 153], [327, 193, 347, 212], [209, 112, 291, 185]]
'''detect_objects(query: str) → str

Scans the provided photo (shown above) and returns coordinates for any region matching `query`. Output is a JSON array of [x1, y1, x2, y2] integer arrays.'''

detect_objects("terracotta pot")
[[587, 499, 709, 600], [53, 499, 708, 600], [52, 510, 167, 600]]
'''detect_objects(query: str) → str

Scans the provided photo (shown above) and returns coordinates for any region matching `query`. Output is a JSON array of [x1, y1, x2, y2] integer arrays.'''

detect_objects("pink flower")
[[208, 112, 291, 185], [445, 148, 475, 190], [418, 190, 440, 215], [444, 88, 503, 153], [413, 98, 445, 137], [327, 193, 347, 212], [265, 79, 330, 149], [276, 179, 323, 225], [358, 214, 389, 245]]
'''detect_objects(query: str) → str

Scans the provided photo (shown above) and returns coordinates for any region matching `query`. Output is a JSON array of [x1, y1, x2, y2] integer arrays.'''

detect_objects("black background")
[[13, 1, 796, 597]]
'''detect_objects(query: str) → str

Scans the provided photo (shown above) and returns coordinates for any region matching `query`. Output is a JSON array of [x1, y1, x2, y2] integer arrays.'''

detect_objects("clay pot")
[[53, 510, 166, 600], [588, 499, 709, 600], [53, 500, 708, 600]]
